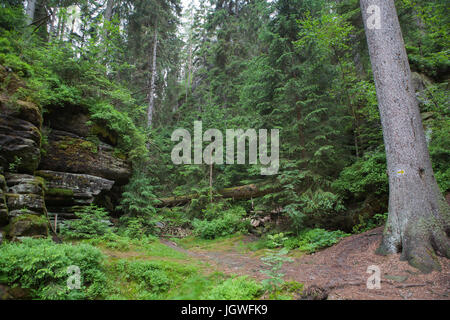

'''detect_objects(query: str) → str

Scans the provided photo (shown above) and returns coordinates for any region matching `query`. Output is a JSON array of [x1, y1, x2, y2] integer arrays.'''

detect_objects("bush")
[[0, 238, 107, 299], [112, 260, 171, 297], [200, 276, 263, 300], [192, 205, 250, 239], [283, 228, 349, 253], [352, 213, 387, 234], [117, 170, 160, 219], [333, 150, 388, 199], [60, 205, 112, 239], [0, 53, 33, 77], [0, 7, 25, 31]]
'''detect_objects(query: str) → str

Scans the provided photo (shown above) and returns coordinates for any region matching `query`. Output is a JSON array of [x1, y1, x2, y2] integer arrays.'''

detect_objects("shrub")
[[201, 276, 263, 300], [117, 170, 160, 219], [192, 205, 250, 239], [283, 228, 349, 253], [260, 248, 293, 296], [266, 233, 289, 249], [333, 150, 388, 199], [60, 205, 112, 239], [0, 53, 33, 77], [352, 212, 388, 234], [0, 238, 107, 299], [111, 260, 172, 299]]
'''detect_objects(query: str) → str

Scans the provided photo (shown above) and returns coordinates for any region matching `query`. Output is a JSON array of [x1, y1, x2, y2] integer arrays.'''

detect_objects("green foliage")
[[60, 205, 112, 239], [200, 276, 263, 300], [266, 233, 289, 249], [88, 102, 148, 160], [111, 260, 171, 298], [283, 228, 349, 253], [192, 205, 250, 239], [7, 156, 21, 172], [0, 6, 24, 31], [0, 53, 32, 77], [0, 238, 107, 300], [118, 169, 160, 218], [260, 248, 293, 295], [333, 150, 388, 199], [352, 212, 388, 234]]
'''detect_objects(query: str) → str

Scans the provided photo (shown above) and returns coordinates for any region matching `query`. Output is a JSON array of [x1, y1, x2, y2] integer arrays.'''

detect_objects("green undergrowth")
[[0, 234, 273, 300], [173, 233, 246, 252], [246, 229, 350, 254]]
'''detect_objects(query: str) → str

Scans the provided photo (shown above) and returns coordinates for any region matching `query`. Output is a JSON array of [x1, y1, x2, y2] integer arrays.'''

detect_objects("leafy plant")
[[0, 238, 107, 300], [60, 205, 112, 239], [200, 276, 263, 300], [260, 248, 293, 297], [192, 205, 250, 239], [283, 228, 349, 253], [266, 233, 289, 249], [352, 213, 388, 234]]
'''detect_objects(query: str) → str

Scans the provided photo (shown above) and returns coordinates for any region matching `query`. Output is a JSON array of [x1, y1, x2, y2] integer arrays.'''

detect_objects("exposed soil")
[[161, 227, 450, 300]]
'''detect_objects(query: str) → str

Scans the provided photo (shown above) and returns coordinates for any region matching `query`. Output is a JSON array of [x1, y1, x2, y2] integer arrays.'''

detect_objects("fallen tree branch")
[[156, 183, 281, 207]]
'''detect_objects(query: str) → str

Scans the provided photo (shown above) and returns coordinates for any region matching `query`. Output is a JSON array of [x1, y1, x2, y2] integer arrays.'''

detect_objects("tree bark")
[[25, 0, 37, 25], [147, 24, 158, 129], [156, 183, 280, 207], [104, 0, 114, 22], [361, 0, 450, 273]]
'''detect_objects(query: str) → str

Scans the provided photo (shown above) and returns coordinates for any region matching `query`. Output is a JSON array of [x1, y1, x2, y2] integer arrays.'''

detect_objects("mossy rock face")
[[46, 188, 74, 197], [0, 196, 8, 227], [39, 130, 131, 184], [43, 106, 117, 146], [0, 174, 5, 190], [0, 96, 42, 128], [0, 174, 8, 226], [8, 214, 48, 238], [91, 122, 118, 146], [4, 173, 45, 195], [3, 173, 47, 218], [5, 194, 47, 217], [0, 114, 41, 174], [36, 170, 114, 216]]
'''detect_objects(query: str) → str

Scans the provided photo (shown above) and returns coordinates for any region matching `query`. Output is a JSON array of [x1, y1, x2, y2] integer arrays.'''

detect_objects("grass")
[[95, 234, 264, 300], [173, 233, 246, 252], [0, 231, 307, 300]]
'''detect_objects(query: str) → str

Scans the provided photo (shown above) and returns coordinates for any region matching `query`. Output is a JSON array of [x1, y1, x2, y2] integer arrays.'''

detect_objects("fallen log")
[[157, 183, 280, 207]]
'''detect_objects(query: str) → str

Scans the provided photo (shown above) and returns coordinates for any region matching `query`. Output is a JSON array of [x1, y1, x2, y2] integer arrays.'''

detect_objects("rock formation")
[[0, 64, 131, 240]]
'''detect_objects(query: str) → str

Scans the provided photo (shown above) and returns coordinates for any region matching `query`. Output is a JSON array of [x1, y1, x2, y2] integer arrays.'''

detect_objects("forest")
[[0, 0, 448, 301]]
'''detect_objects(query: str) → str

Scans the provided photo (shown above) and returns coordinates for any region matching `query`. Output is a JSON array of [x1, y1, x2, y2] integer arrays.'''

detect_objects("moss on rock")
[[8, 214, 48, 238]]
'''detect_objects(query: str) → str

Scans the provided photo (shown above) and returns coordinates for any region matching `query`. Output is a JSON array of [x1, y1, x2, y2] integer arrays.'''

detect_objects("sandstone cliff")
[[0, 64, 131, 240]]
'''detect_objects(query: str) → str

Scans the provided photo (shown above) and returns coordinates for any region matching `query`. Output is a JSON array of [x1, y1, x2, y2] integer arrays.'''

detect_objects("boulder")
[[39, 130, 130, 184]]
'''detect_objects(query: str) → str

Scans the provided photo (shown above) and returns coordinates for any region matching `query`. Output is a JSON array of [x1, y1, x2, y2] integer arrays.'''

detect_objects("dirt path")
[[161, 228, 450, 300]]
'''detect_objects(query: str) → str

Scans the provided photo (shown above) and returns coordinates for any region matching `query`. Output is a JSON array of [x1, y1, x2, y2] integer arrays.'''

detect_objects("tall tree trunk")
[[102, 0, 115, 62], [25, 0, 37, 25], [104, 0, 114, 22], [361, 0, 449, 273], [147, 24, 158, 128]]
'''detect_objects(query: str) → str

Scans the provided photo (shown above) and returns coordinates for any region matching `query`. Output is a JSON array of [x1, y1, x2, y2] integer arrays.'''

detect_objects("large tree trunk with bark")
[[25, 0, 37, 25], [147, 24, 158, 129], [104, 0, 114, 22], [361, 0, 449, 273]]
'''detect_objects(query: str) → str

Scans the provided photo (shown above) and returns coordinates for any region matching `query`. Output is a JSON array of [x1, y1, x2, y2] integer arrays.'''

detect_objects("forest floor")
[[161, 227, 450, 300]]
